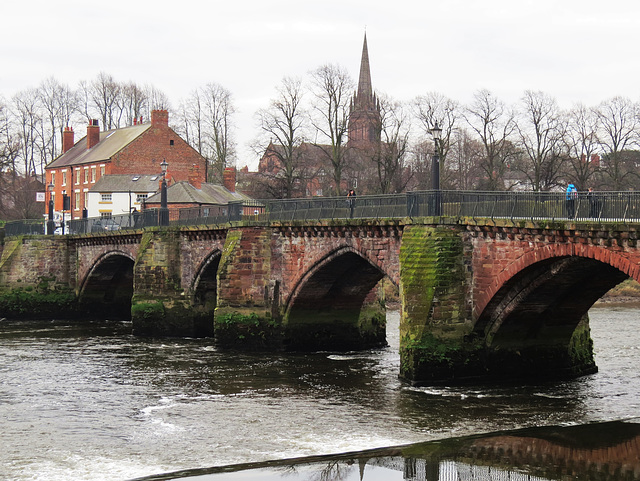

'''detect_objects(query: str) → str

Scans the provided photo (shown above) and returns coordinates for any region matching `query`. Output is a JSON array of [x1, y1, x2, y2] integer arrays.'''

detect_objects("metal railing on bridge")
[[248, 190, 640, 223], [5, 190, 640, 237]]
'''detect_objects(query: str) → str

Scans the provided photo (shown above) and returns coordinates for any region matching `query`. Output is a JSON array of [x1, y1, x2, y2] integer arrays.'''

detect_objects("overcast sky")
[[3, 0, 640, 169]]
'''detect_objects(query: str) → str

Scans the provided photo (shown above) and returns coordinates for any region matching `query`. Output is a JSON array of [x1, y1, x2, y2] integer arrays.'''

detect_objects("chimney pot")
[[62, 126, 75, 153], [223, 167, 236, 193], [151, 110, 168, 127], [87, 120, 100, 149]]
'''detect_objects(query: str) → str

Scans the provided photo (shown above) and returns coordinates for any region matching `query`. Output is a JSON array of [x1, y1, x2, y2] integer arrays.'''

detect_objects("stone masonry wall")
[[75, 233, 141, 292], [0, 236, 73, 289], [272, 220, 403, 311], [469, 221, 640, 321], [178, 227, 227, 297], [217, 227, 272, 310]]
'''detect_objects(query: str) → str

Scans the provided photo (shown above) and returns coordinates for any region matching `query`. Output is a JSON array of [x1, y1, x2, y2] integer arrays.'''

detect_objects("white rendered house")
[[87, 174, 161, 219]]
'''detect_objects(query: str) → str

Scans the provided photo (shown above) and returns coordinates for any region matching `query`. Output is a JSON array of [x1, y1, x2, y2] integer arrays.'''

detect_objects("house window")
[[101, 193, 112, 203], [74, 168, 80, 185], [100, 165, 105, 176], [136, 193, 148, 203], [84, 191, 89, 207], [170, 139, 174, 146], [100, 212, 112, 219], [61, 170, 67, 186], [83, 168, 89, 183], [74, 192, 80, 210], [51, 171, 56, 186], [91, 166, 96, 182]]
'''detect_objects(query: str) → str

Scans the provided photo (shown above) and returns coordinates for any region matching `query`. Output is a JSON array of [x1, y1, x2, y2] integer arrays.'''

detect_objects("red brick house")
[[44, 110, 207, 219]]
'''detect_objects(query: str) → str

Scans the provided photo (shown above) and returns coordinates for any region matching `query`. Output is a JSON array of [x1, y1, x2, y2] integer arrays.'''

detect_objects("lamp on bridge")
[[159, 159, 169, 226], [430, 122, 442, 216], [46, 182, 55, 235]]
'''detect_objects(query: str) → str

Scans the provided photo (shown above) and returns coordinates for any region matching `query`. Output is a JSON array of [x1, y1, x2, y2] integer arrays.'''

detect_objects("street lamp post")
[[47, 182, 55, 235], [159, 159, 169, 226], [430, 122, 442, 216]]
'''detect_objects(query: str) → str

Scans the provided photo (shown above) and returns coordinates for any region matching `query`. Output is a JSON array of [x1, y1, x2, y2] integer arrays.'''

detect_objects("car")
[[90, 218, 120, 232]]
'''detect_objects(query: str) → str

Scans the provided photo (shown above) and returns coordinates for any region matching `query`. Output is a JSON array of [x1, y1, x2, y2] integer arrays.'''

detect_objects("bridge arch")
[[284, 246, 392, 351], [474, 243, 639, 321], [79, 251, 136, 320], [191, 249, 222, 311], [474, 244, 632, 378]]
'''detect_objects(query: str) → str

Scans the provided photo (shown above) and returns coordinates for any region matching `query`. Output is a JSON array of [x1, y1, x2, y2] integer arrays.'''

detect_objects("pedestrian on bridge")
[[566, 183, 578, 219], [587, 187, 600, 218], [347, 189, 356, 218]]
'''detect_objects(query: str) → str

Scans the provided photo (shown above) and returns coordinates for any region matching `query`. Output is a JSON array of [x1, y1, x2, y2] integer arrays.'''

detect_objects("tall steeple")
[[348, 33, 381, 147], [356, 33, 373, 102]]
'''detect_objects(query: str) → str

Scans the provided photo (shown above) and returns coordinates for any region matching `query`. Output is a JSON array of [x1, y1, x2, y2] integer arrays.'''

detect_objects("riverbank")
[[594, 278, 640, 307]]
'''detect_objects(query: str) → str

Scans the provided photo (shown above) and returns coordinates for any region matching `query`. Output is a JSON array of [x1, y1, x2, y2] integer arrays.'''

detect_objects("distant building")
[[144, 167, 253, 221], [87, 174, 163, 219], [0, 172, 46, 220], [44, 110, 207, 219]]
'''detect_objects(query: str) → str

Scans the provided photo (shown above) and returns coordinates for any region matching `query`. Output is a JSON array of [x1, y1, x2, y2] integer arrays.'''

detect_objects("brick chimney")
[[189, 175, 202, 190], [86, 119, 100, 149], [151, 110, 169, 127], [62, 126, 74, 153], [223, 167, 236, 192]]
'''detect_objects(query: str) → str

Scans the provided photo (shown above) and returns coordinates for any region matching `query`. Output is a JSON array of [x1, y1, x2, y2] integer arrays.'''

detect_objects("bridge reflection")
[[133, 419, 640, 481]]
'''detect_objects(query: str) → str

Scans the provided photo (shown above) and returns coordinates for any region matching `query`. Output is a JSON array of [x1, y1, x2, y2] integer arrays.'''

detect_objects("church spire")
[[357, 33, 373, 100], [348, 32, 381, 147]]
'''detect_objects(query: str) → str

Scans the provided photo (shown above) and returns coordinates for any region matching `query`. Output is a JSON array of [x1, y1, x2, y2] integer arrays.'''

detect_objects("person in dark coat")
[[347, 189, 356, 218]]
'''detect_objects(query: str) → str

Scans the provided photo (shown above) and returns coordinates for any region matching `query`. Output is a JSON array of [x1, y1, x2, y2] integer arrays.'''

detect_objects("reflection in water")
[[134, 419, 640, 480]]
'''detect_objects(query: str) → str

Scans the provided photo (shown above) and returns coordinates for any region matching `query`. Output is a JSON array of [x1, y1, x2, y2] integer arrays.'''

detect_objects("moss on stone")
[[0, 286, 77, 318], [131, 299, 165, 320], [214, 307, 282, 349], [568, 314, 596, 371]]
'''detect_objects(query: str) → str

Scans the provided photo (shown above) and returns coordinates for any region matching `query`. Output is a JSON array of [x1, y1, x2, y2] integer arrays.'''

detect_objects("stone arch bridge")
[[1, 217, 639, 385]]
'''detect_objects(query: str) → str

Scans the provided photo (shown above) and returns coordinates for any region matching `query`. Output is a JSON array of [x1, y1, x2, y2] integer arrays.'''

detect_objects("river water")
[[1, 306, 639, 481]]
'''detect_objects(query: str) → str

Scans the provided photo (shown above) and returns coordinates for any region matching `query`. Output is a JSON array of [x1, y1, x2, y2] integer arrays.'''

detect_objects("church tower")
[[348, 33, 381, 148]]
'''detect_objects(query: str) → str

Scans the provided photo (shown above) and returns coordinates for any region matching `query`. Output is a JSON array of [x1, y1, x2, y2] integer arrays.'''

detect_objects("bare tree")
[[176, 90, 204, 155], [309, 64, 354, 195], [0, 98, 18, 172], [12, 88, 43, 175], [516, 90, 566, 191], [0, 98, 22, 216], [81, 72, 121, 129], [38, 77, 64, 164], [370, 95, 411, 194], [447, 128, 484, 190], [563, 103, 601, 190], [120, 82, 148, 126], [594, 96, 639, 190], [201, 83, 236, 183], [464, 89, 517, 190], [145, 84, 171, 112], [412, 92, 459, 184], [177, 84, 235, 184], [255, 77, 309, 198]]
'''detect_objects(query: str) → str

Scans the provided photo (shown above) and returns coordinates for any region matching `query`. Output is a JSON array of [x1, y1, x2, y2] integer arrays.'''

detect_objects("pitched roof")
[[46, 122, 151, 169], [89, 174, 163, 193], [145, 181, 252, 205]]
